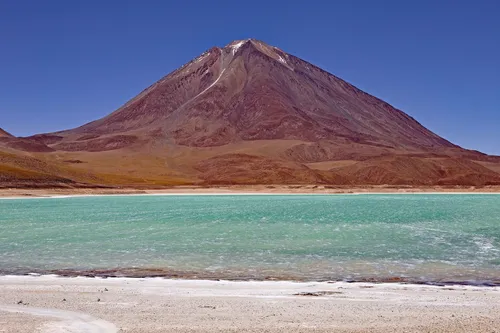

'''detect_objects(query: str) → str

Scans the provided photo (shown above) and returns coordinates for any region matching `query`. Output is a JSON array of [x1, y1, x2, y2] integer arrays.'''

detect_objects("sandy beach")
[[1, 184, 500, 198], [0, 276, 499, 333]]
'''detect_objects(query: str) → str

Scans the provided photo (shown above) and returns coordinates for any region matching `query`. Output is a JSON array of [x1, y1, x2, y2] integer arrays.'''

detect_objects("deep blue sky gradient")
[[1, 0, 499, 154]]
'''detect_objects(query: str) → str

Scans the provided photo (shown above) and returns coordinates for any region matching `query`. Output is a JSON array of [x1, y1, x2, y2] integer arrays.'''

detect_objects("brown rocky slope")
[[0, 128, 13, 138], [2, 39, 499, 187]]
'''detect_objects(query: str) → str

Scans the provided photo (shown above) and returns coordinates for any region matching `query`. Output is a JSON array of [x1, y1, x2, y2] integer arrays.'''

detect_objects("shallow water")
[[1, 194, 499, 284]]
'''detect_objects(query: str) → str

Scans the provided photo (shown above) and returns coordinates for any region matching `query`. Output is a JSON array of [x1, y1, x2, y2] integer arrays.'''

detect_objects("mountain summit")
[[54, 39, 453, 150], [8, 39, 500, 186]]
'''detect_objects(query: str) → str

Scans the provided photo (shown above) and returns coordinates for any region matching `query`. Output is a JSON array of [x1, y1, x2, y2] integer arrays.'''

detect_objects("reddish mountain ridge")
[[0, 128, 13, 138], [8, 39, 500, 186], [0, 127, 55, 153], [0, 128, 78, 188]]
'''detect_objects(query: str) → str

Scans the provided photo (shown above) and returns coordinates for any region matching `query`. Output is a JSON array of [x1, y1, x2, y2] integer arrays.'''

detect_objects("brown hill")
[[334, 156, 500, 186], [0, 128, 13, 138], [0, 127, 57, 152], [5, 39, 500, 187]]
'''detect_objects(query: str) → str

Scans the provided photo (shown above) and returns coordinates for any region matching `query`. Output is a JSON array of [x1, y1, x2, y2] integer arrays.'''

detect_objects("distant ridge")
[[0, 128, 13, 138]]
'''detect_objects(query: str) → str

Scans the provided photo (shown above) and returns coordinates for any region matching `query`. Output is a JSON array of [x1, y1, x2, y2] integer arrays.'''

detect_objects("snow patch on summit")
[[230, 40, 248, 55]]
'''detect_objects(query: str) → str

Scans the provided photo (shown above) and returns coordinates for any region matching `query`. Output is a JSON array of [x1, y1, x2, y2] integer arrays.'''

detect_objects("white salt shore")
[[1, 275, 499, 332], [1, 191, 499, 200]]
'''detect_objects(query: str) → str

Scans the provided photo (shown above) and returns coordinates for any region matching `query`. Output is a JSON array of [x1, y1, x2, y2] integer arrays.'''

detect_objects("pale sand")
[[1, 184, 500, 199], [1, 276, 499, 332]]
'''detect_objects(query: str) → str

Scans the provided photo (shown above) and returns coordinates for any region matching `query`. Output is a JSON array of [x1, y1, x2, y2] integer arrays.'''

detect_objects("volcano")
[[7, 39, 500, 186], [48, 39, 455, 149]]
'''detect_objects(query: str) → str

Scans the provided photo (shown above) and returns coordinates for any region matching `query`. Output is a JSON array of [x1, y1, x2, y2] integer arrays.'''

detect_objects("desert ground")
[[1, 276, 499, 333], [1, 184, 500, 198]]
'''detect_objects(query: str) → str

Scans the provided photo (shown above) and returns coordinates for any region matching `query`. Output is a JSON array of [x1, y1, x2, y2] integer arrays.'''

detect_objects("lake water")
[[1, 194, 499, 285]]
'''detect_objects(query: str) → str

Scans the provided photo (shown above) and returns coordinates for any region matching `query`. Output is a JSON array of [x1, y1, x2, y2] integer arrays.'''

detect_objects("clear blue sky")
[[1, 0, 499, 154]]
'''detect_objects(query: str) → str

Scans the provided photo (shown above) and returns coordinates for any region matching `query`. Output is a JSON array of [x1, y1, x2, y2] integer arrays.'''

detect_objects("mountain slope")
[[334, 156, 500, 186], [53, 39, 453, 151], [0, 128, 13, 138], [8, 39, 500, 186], [0, 128, 55, 153]]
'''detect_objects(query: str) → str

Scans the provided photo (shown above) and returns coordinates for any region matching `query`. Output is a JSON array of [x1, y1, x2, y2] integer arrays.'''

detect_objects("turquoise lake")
[[1, 194, 499, 285]]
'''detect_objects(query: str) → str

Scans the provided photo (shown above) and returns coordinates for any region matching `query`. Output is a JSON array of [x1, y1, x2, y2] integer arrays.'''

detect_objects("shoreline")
[[2, 270, 499, 288], [1, 274, 499, 292], [1, 275, 499, 333], [1, 184, 500, 199]]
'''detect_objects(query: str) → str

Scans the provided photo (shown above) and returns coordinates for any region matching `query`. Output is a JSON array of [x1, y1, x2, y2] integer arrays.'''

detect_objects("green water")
[[1, 194, 499, 284]]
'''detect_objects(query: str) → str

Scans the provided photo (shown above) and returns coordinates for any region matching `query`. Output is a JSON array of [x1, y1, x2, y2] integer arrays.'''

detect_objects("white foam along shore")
[[1, 275, 499, 333]]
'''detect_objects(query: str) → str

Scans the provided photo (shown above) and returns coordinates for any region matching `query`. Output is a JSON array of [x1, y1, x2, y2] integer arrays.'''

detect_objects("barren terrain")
[[2, 39, 500, 187], [1, 276, 499, 333]]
